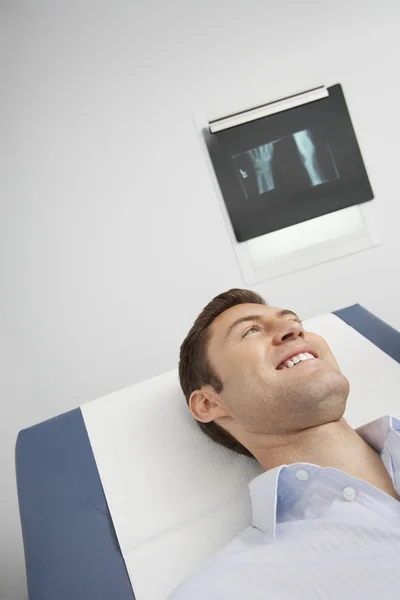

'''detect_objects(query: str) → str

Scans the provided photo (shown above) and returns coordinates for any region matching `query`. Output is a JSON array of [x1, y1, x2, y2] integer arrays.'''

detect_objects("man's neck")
[[249, 418, 399, 501]]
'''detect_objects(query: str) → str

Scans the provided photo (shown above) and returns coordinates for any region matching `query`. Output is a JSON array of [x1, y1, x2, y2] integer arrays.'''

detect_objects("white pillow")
[[81, 313, 400, 600]]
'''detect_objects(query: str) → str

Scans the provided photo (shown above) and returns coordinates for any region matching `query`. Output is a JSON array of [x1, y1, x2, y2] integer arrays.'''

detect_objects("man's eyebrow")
[[224, 309, 300, 341]]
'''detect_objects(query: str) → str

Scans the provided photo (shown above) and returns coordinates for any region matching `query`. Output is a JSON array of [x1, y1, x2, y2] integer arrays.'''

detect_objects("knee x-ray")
[[204, 85, 373, 242]]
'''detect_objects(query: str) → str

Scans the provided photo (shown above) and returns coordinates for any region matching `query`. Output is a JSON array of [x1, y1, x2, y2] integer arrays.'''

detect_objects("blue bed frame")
[[15, 305, 400, 600]]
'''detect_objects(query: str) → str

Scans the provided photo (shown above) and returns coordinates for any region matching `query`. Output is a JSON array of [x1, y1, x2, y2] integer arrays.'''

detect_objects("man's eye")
[[243, 326, 261, 337]]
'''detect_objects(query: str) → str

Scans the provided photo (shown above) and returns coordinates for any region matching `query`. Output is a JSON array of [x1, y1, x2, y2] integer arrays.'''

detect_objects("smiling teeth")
[[283, 353, 314, 369]]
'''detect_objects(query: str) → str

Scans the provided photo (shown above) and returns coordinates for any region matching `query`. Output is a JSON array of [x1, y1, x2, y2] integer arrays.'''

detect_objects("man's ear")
[[189, 387, 230, 423]]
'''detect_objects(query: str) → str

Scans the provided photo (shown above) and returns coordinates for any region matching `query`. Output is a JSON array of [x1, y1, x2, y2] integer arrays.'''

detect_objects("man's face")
[[204, 303, 350, 437]]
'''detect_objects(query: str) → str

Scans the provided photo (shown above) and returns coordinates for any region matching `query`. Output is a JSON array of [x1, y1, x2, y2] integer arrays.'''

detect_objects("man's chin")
[[306, 369, 350, 408], [287, 366, 350, 405]]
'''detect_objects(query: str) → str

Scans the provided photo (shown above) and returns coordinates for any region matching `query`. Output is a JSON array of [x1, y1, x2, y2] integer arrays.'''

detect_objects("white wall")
[[1, 1, 400, 598]]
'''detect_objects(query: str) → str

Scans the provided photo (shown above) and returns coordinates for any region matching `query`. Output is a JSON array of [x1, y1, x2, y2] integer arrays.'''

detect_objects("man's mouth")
[[277, 352, 317, 370]]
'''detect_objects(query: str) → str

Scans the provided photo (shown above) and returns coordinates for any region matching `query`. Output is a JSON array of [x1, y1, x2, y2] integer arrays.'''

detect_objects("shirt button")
[[296, 469, 309, 481], [343, 487, 357, 501]]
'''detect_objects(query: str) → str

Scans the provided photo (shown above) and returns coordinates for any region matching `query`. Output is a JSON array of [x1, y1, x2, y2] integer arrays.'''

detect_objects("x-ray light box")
[[195, 83, 380, 283], [204, 84, 374, 244]]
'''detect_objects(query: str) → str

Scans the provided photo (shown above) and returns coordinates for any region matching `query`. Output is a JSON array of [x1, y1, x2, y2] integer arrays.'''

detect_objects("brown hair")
[[179, 288, 266, 457]]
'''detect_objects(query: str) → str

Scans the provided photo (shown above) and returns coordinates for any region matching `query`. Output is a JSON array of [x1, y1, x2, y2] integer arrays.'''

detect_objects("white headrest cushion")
[[81, 313, 400, 600]]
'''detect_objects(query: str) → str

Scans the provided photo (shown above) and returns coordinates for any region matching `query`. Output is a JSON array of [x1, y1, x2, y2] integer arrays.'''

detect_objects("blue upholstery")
[[15, 304, 400, 599], [16, 408, 135, 600], [334, 304, 400, 364]]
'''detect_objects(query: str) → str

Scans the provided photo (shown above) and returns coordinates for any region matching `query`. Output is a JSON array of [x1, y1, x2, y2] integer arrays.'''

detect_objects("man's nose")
[[272, 320, 304, 345]]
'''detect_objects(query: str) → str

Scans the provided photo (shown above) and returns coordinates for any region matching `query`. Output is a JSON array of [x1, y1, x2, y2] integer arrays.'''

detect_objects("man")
[[170, 288, 400, 599]]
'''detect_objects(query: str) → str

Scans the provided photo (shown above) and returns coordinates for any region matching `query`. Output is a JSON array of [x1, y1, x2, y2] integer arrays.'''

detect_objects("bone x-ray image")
[[232, 128, 339, 199], [204, 84, 374, 243]]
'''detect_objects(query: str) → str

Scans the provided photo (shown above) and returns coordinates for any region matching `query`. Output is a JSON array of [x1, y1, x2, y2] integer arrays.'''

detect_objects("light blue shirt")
[[170, 415, 400, 599]]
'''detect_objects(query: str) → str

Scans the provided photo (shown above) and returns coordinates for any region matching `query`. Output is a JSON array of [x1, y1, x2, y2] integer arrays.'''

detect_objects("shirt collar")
[[249, 415, 400, 539]]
